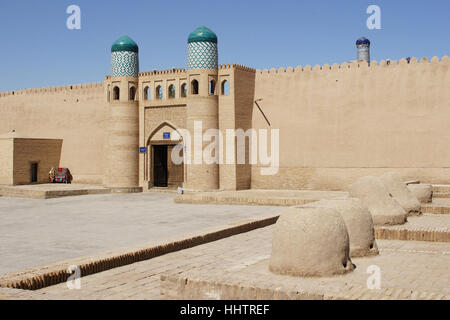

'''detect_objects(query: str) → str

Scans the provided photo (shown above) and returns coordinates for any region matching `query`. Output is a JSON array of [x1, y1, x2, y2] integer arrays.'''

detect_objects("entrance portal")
[[149, 143, 184, 188], [153, 145, 168, 187]]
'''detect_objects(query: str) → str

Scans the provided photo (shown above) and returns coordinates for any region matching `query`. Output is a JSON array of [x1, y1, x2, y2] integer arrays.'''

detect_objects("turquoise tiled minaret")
[[111, 36, 139, 77], [187, 26, 218, 70], [104, 36, 140, 191], [185, 26, 220, 191]]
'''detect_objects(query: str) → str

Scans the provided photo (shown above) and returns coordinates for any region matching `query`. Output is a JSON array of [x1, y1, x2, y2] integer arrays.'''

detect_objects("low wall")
[[13, 138, 63, 185]]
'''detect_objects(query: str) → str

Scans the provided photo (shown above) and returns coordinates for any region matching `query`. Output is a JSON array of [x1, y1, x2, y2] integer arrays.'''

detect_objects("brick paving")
[[1, 190, 449, 300], [2, 220, 448, 300], [160, 229, 450, 300]]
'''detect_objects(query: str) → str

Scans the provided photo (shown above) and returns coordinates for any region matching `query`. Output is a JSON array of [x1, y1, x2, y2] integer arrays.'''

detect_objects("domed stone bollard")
[[305, 198, 379, 258], [349, 176, 407, 226], [407, 184, 432, 203], [380, 172, 421, 215], [269, 206, 355, 277]]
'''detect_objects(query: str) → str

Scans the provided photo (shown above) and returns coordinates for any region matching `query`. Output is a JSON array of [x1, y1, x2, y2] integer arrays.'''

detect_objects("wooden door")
[[167, 145, 184, 187], [153, 145, 168, 187]]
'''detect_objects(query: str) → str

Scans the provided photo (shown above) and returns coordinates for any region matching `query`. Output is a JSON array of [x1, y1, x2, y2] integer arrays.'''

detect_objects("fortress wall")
[[0, 83, 106, 184], [251, 56, 450, 190], [1, 57, 449, 190]]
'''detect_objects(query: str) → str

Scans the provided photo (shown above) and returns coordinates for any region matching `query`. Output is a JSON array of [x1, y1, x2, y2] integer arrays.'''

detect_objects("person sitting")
[[49, 167, 56, 183]]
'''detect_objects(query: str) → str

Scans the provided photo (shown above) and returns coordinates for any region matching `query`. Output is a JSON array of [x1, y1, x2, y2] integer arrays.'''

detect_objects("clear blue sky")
[[0, 0, 448, 91]]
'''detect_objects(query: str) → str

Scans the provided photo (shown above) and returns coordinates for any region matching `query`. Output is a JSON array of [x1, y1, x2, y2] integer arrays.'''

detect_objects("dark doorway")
[[31, 163, 38, 183], [153, 145, 168, 187]]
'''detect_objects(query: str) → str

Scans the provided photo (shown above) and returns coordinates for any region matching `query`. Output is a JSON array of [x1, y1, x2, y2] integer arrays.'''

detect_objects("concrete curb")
[[0, 215, 279, 291]]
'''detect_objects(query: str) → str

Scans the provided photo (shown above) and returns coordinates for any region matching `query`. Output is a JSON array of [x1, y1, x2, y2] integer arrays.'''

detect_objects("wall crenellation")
[[219, 64, 256, 73], [138, 65, 257, 74], [0, 82, 104, 98], [2, 55, 447, 97], [255, 55, 449, 75], [139, 68, 186, 76]]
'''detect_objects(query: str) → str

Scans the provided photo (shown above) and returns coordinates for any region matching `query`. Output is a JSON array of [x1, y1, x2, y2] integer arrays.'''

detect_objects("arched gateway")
[[145, 122, 185, 188]]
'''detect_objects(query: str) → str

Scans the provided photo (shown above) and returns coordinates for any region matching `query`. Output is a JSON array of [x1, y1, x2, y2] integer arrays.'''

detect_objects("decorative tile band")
[[187, 41, 218, 70], [111, 51, 139, 77]]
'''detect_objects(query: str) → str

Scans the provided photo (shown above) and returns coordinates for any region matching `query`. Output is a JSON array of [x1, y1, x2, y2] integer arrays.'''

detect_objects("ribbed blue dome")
[[188, 26, 218, 44], [356, 37, 370, 46], [111, 36, 139, 53]]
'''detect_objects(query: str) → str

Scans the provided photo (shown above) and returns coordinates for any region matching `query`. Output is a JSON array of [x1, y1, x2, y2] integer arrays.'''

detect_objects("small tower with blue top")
[[356, 37, 371, 63], [111, 36, 139, 77], [185, 26, 220, 190], [104, 36, 140, 191], [187, 26, 218, 70]]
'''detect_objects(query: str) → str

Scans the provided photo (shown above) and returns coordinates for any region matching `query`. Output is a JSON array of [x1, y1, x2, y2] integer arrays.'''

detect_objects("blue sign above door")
[[163, 132, 171, 139]]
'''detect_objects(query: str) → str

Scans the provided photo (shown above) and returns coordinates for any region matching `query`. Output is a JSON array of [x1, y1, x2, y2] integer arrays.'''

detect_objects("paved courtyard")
[[0, 192, 280, 275], [1, 224, 448, 300]]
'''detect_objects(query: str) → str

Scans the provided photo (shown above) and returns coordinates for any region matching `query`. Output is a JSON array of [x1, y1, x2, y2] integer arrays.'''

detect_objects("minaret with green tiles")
[[104, 36, 141, 191], [187, 26, 218, 70], [185, 26, 220, 191], [111, 36, 139, 77]]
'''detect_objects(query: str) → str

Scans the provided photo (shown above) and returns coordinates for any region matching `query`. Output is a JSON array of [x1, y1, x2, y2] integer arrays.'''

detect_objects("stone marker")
[[349, 176, 407, 226], [304, 198, 379, 257], [407, 184, 432, 203], [380, 172, 421, 215], [269, 206, 354, 277]]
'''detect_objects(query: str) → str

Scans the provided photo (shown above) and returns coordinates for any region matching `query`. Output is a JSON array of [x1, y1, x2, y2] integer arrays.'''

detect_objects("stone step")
[[421, 204, 450, 214], [431, 184, 450, 193], [375, 214, 450, 242], [0, 186, 112, 199], [432, 192, 450, 199], [147, 187, 178, 194], [375, 227, 449, 242]]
